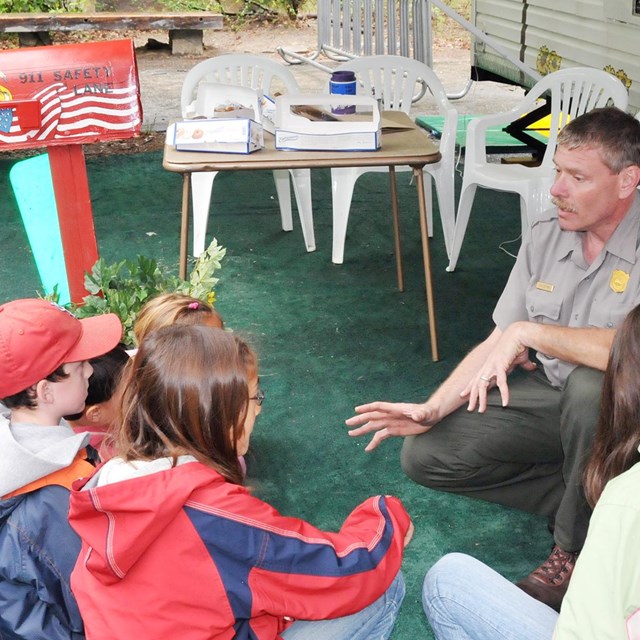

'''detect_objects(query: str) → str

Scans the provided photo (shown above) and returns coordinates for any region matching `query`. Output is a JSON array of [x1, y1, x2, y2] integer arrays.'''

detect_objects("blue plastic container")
[[329, 70, 357, 114]]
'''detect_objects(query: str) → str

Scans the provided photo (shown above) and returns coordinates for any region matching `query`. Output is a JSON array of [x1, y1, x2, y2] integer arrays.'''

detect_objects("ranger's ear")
[[619, 165, 640, 198]]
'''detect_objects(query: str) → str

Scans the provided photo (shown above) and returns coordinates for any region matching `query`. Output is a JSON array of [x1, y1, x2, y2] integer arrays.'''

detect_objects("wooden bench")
[[0, 12, 224, 55]]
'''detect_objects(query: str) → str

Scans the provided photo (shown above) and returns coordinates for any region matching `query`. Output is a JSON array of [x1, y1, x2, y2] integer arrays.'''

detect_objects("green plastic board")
[[415, 114, 548, 153]]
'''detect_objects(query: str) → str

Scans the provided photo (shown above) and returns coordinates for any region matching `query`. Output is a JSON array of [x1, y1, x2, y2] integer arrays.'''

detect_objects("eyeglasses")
[[250, 389, 265, 406]]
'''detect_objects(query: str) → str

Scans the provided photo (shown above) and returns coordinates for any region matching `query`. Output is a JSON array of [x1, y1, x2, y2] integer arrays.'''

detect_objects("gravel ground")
[[0, 18, 527, 157], [133, 19, 526, 133]]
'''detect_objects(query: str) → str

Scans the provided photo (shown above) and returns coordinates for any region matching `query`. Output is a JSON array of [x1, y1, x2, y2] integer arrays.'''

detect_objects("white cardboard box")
[[173, 118, 264, 154], [274, 95, 381, 151], [186, 83, 262, 122], [260, 94, 277, 134]]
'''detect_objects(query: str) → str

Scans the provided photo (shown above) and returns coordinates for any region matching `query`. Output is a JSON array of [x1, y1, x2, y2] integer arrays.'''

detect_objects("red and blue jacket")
[[69, 460, 410, 640]]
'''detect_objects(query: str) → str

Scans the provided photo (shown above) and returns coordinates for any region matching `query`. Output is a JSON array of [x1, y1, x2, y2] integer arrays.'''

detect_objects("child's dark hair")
[[2, 365, 69, 410], [85, 343, 130, 406], [64, 343, 130, 421], [114, 325, 255, 485]]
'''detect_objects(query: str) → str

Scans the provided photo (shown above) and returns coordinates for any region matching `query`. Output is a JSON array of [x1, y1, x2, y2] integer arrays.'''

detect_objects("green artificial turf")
[[0, 151, 552, 638]]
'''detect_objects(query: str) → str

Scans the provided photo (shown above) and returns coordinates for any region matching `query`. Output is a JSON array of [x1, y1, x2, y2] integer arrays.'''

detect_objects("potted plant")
[[72, 238, 225, 347]]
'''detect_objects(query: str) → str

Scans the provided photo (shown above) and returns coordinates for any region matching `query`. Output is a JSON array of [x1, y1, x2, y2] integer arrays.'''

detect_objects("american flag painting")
[[0, 81, 141, 146], [0, 39, 142, 151], [0, 107, 12, 133]]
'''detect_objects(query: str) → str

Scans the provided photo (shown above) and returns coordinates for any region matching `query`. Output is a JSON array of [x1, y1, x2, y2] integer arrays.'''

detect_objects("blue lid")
[[331, 70, 356, 82]]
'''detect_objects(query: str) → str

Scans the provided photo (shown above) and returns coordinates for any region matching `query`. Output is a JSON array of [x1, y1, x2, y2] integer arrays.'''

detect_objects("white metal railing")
[[278, 0, 432, 71], [277, 0, 540, 101]]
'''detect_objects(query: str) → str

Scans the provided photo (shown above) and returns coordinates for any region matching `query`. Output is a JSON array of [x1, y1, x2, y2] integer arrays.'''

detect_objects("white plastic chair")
[[447, 67, 629, 272], [277, 0, 431, 72], [329, 55, 458, 264], [180, 54, 315, 257]]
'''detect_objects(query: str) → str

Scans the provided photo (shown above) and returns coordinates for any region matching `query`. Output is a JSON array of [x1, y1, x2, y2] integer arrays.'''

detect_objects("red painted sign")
[[0, 39, 142, 150]]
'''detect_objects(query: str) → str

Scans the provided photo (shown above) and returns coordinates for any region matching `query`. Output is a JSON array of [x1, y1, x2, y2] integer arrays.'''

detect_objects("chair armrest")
[[465, 91, 547, 164], [438, 106, 459, 158]]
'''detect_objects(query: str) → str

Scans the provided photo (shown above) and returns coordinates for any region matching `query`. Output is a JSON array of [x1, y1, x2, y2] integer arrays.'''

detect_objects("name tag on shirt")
[[535, 281, 554, 293]]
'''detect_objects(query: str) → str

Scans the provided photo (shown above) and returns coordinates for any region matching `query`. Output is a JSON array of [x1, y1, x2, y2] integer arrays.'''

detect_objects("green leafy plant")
[[0, 0, 85, 12], [155, 0, 300, 22], [73, 238, 225, 347]]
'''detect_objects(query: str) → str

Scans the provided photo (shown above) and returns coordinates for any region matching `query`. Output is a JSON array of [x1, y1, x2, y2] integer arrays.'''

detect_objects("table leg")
[[180, 172, 191, 280], [413, 167, 439, 362], [388, 166, 404, 292]]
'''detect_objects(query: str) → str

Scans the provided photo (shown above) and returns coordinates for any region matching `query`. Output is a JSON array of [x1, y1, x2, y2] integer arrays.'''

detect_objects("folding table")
[[163, 113, 443, 360]]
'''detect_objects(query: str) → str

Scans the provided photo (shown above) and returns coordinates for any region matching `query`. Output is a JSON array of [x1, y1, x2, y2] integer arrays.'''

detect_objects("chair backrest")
[[519, 67, 629, 167], [181, 54, 299, 117], [334, 55, 457, 170], [316, 0, 431, 64], [334, 55, 448, 114]]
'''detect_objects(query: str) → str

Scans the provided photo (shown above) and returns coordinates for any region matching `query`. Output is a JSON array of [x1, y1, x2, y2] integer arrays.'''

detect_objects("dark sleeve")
[[0, 488, 85, 640]]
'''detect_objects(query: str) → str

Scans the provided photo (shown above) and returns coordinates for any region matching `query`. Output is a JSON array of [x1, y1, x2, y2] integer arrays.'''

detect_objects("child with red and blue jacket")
[[69, 325, 413, 640]]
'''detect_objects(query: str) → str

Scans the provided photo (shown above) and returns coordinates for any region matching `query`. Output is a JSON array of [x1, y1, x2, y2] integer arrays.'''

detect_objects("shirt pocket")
[[587, 301, 635, 329], [525, 287, 562, 324]]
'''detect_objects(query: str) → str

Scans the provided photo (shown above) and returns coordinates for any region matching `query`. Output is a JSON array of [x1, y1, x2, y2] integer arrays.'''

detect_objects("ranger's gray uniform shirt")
[[493, 193, 640, 388]]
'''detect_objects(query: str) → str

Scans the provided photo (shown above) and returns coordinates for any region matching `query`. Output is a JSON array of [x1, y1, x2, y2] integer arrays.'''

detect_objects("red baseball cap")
[[0, 299, 123, 398]]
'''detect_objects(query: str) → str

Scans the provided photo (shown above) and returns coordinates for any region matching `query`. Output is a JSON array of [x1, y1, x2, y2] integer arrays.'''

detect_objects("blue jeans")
[[423, 554, 558, 640], [281, 571, 405, 640]]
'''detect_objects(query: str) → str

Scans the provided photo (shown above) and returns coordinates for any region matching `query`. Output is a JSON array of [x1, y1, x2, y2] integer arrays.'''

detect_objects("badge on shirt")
[[535, 281, 554, 292], [610, 270, 630, 293]]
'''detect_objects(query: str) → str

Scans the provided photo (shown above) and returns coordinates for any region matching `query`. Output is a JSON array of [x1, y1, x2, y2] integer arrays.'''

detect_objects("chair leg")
[[289, 168, 316, 252], [272, 169, 293, 232], [446, 182, 477, 272], [331, 167, 361, 264], [191, 171, 218, 257], [429, 171, 456, 260], [519, 196, 529, 239]]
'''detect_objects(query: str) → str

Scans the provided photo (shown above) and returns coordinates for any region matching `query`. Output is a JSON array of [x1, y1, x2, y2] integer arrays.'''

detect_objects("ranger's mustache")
[[551, 197, 577, 213]]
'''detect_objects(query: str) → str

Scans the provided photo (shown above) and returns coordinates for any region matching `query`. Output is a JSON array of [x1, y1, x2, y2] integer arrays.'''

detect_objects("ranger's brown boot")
[[516, 545, 578, 612]]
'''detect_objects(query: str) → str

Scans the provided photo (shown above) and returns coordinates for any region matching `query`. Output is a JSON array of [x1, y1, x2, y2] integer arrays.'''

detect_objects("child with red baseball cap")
[[0, 298, 122, 640]]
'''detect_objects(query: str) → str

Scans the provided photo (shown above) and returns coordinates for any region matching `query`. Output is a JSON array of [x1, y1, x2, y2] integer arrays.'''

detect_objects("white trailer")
[[471, 0, 639, 112]]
